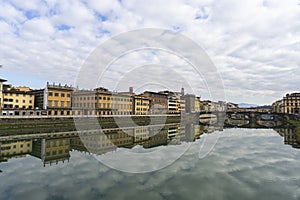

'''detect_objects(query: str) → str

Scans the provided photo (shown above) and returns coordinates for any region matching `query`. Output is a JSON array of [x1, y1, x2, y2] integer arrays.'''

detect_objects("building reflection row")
[[0, 123, 221, 166]]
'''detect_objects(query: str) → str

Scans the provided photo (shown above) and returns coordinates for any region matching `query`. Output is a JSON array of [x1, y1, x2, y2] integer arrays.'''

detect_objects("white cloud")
[[0, 0, 299, 104]]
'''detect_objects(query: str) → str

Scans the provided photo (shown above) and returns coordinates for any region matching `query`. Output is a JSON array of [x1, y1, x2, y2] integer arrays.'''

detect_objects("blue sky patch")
[[56, 24, 73, 31], [25, 10, 40, 20], [95, 13, 108, 22]]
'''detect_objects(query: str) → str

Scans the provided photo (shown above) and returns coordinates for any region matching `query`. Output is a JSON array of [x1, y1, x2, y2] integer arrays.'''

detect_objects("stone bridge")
[[198, 111, 298, 128], [225, 111, 298, 128]]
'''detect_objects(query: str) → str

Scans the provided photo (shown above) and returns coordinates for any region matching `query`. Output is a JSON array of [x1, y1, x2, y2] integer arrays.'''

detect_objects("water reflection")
[[2, 124, 300, 199], [274, 127, 300, 149], [0, 122, 299, 167], [0, 123, 222, 166]]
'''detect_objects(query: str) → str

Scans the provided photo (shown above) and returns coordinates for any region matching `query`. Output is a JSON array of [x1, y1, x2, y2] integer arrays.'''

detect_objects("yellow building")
[[0, 78, 7, 110], [31, 82, 73, 116], [133, 95, 150, 115], [2, 85, 34, 110], [46, 83, 73, 116]]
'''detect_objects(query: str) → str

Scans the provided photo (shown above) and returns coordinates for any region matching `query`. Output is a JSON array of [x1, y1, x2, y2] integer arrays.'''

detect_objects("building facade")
[[133, 95, 150, 115], [32, 83, 73, 116], [141, 91, 168, 114], [272, 93, 300, 115], [2, 85, 35, 116], [272, 99, 284, 113], [72, 87, 134, 116], [283, 93, 300, 114], [0, 78, 7, 110], [2, 85, 34, 109], [158, 91, 182, 114]]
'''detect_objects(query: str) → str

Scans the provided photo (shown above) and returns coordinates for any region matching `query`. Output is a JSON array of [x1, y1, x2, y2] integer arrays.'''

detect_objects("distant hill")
[[238, 103, 259, 108], [238, 103, 272, 108]]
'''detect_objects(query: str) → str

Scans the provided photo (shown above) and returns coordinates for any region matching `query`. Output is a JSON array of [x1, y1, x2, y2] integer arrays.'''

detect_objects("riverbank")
[[0, 115, 182, 136]]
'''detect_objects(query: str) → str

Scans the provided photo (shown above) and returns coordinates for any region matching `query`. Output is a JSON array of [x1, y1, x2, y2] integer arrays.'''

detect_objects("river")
[[0, 123, 300, 200]]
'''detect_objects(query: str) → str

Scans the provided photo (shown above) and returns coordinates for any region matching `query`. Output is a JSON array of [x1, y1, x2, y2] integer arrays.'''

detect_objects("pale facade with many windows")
[[283, 93, 300, 114]]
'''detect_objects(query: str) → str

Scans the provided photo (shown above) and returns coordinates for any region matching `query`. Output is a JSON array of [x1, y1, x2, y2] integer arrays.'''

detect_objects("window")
[[48, 100, 53, 107], [54, 101, 58, 107], [67, 94, 71, 97], [16, 99, 19, 103], [55, 93, 59, 97], [61, 93, 65, 97], [16, 94, 19, 97], [49, 92, 53, 96], [22, 100, 25, 103], [29, 100, 32, 104], [61, 101, 64, 107]]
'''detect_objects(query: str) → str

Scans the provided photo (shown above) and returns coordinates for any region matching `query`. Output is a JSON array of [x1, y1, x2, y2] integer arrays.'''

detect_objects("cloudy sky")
[[0, 0, 299, 104]]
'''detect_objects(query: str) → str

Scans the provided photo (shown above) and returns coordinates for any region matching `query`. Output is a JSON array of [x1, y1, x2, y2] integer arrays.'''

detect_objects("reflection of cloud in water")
[[1, 129, 300, 199]]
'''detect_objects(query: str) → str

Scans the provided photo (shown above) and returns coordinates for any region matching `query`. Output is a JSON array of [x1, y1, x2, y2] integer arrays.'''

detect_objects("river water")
[[0, 124, 300, 200]]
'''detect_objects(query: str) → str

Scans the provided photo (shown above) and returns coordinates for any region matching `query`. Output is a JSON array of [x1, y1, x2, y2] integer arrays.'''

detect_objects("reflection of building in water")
[[142, 126, 168, 148], [31, 137, 71, 166], [72, 129, 133, 155], [275, 128, 300, 148], [133, 126, 150, 143], [167, 124, 180, 140], [181, 123, 197, 142], [194, 125, 202, 139], [0, 139, 32, 162], [0, 123, 224, 165]]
